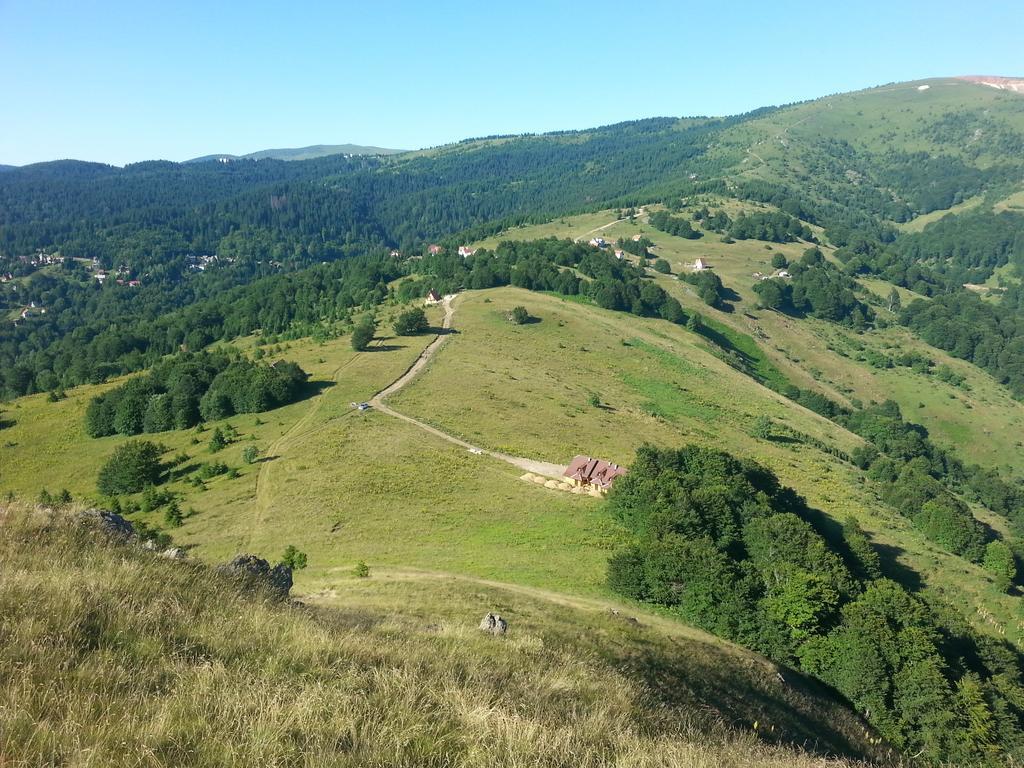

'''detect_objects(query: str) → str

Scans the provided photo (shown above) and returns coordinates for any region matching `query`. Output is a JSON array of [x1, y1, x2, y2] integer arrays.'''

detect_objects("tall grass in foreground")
[[0, 504, 882, 767]]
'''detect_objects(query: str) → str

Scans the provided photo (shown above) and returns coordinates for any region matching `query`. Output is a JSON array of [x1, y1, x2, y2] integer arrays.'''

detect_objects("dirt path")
[[370, 295, 566, 479], [578, 208, 646, 239], [306, 564, 748, 651], [251, 294, 567, 543]]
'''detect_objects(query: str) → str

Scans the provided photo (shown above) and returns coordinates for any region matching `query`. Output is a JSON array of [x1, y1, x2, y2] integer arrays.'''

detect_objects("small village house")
[[427, 244, 443, 255], [563, 456, 628, 494], [457, 245, 477, 258], [692, 258, 709, 272], [424, 289, 443, 306]]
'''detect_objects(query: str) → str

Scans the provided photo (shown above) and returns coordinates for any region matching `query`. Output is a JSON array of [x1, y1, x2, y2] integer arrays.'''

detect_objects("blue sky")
[[1, 0, 1020, 165]]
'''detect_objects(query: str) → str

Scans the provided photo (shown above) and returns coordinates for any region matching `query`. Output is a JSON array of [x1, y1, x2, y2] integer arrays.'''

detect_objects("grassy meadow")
[[2, 269, 1023, 649], [0, 504, 888, 767]]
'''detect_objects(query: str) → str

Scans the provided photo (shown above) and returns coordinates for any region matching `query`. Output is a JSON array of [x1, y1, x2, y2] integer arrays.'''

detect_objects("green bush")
[[509, 306, 530, 325], [393, 307, 429, 335], [351, 317, 376, 351], [983, 540, 1016, 592], [281, 545, 308, 571], [97, 441, 164, 496]]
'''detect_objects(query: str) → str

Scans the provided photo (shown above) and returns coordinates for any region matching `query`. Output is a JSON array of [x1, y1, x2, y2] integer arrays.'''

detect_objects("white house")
[[692, 258, 709, 271]]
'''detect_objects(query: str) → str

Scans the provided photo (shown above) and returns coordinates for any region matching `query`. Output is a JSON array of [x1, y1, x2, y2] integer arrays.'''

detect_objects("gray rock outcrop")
[[217, 554, 293, 598], [479, 612, 508, 635], [79, 509, 134, 540]]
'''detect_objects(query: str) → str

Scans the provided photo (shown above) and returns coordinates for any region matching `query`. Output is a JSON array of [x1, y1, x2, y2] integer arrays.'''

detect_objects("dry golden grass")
[[0, 503, 889, 767]]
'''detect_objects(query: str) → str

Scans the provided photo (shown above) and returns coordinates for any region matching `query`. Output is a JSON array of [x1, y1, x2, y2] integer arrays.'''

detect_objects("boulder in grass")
[[479, 612, 508, 636], [218, 554, 293, 598], [79, 509, 135, 540]]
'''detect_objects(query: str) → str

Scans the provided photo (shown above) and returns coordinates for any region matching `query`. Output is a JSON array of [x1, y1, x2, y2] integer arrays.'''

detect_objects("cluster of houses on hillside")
[[422, 244, 480, 258], [752, 269, 791, 281], [186, 254, 220, 272]]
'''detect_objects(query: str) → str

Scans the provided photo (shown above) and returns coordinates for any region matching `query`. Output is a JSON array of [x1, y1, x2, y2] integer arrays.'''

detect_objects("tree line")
[[85, 352, 309, 437], [606, 444, 1024, 765]]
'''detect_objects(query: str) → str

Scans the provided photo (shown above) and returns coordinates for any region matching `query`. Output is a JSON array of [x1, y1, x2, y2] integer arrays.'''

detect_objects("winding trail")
[[306, 565, 743, 649], [370, 295, 566, 479], [253, 294, 566, 537]]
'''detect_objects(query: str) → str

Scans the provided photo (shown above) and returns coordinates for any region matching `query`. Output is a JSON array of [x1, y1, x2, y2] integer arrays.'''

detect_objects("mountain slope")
[[711, 78, 1024, 229], [0, 504, 884, 766]]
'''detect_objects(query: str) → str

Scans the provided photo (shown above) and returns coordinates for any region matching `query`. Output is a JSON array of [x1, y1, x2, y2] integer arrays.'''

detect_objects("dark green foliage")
[[508, 306, 530, 325], [164, 501, 183, 528], [197, 461, 228, 479], [770, 252, 788, 269], [280, 545, 308, 571], [982, 540, 1016, 592], [841, 517, 882, 581], [616, 236, 655, 259], [241, 445, 260, 465], [912, 495, 987, 562], [607, 444, 1024, 764], [392, 307, 429, 335], [350, 317, 376, 351], [679, 270, 727, 308], [421, 239, 689, 328], [902, 288, 1024, 399], [728, 211, 811, 243], [800, 581, 958, 757], [692, 207, 732, 232], [208, 428, 227, 453], [754, 256, 873, 325], [96, 440, 164, 495], [652, 258, 671, 274], [649, 210, 701, 239], [85, 353, 308, 437]]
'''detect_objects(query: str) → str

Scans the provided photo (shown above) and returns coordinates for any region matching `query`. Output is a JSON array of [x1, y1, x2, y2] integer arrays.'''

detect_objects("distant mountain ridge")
[[956, 75, 1024, 93], [187, 143, 405, 163]]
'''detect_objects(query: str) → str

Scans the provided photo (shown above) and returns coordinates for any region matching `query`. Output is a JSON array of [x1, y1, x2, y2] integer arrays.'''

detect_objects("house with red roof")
[[563, 455, 628, 494]]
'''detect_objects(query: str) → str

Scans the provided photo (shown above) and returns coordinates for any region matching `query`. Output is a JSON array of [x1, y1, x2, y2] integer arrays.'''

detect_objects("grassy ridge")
[[0, 504, 885, 766]]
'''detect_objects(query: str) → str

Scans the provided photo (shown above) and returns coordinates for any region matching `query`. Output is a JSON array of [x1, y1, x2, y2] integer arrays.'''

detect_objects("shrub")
[[353, 560, 370, 578], [208, 428, 227, 453], [508, 306, 530, 325], [97, 440, 164, 495], [983, 540, 1016, 592], [281, 545, 308, 571], [351, 317, 376, 351], [393, 307, 429, 336], [652, 259, 672, 274], [164, 501, 183, 528]]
